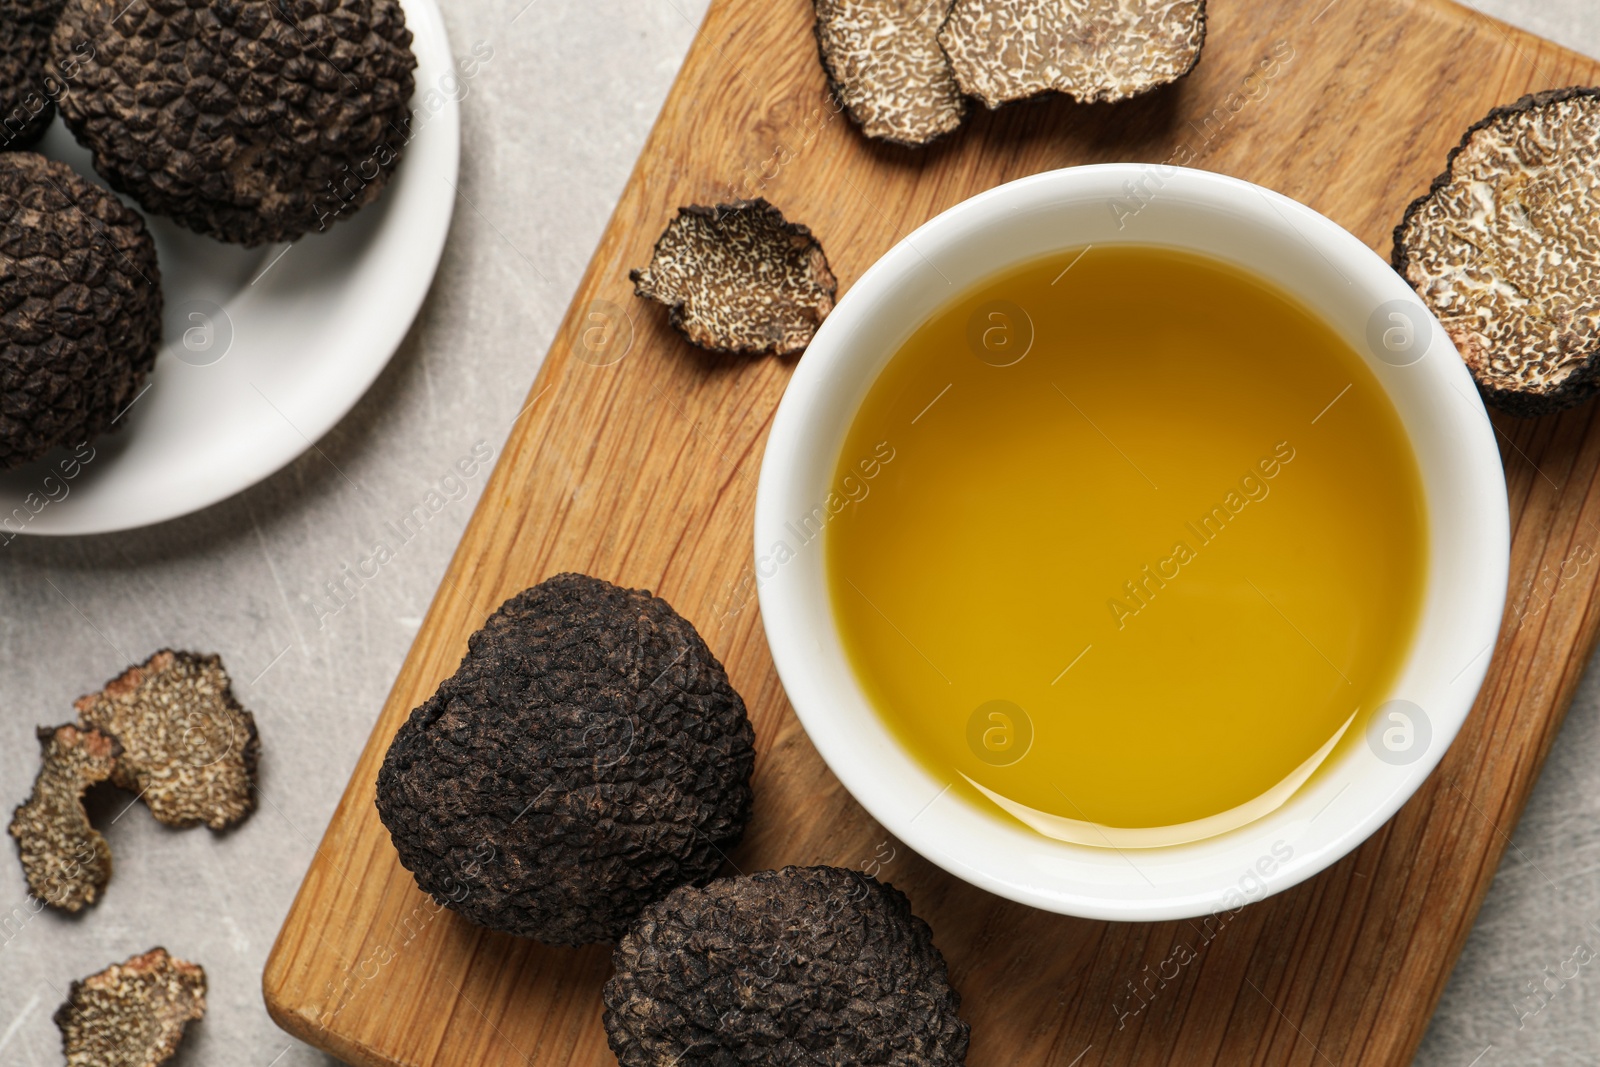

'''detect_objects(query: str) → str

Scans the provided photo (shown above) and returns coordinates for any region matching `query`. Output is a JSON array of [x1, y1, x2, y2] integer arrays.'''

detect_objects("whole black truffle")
[[0, 152, 161, 470], [0, 0, 65, 151], [50, 0, 417, 246], [603, 866, 970, 1066], [376, 573, 757, 945]]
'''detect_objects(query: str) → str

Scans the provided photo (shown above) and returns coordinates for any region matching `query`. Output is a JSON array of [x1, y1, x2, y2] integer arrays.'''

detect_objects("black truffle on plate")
[[376, 573, 757, 945], [603, 866, 970, 1067], [1394, 87, 1600, 417], [0, 152, 161, 470], [938, 0, 1207, 109], [813, 0, 966, 147], [0, 0, 65, 150], [630, 199, 837, 357], [50, 0, 417, 246]]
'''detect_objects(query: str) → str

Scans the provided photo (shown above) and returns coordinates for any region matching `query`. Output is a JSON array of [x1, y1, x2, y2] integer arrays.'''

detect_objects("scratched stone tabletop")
[[0, 1, 1595, 1065]]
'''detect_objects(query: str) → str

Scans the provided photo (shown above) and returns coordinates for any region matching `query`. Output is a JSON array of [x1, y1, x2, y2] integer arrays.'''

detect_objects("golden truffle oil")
[[826, 245, 1427, 844]]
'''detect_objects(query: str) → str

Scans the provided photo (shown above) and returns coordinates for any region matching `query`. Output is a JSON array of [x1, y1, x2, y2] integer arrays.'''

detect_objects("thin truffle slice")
[[1394, 87, 1600, 416], [0, 0, 65, 150], [7, 724, 116, 911], [75, 650, 260, 831], [377, 573, 756, 945], [814, 0, 966, 146], [938, 0, 1207, 109], [630, 200, 837, 356], [55, 947, 206, 1067], [604, 866, 970, 1066]]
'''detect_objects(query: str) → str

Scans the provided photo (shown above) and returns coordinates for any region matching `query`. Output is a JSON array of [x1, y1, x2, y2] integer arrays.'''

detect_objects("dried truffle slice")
[[75, 650, 259, 831], [0, 151, 162, 470], [630, 200, 837, 356], [938, 0, 1207, 109], [814, 0, 966, 147], [50, 0, 417, 245], [0, 0, 65, 150], [376, 573, 756, 945], [7, 724, 116, 911], [604, 866, 970, 1066], [1394, 87, 1600, 416], [55, 947, 206, 1067]]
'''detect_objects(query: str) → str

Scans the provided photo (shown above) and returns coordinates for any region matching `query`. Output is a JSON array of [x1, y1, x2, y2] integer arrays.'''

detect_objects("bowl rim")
[[754, 163, 1510, 922]]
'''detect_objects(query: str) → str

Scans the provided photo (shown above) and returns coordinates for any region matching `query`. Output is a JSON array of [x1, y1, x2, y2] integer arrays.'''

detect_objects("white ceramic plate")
[[0, 0, 459, 535], [756, 165, 1510, 922]]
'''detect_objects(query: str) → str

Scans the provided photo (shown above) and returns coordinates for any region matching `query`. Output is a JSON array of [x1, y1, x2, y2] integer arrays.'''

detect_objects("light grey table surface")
[[0, 1, 1595, 1065]]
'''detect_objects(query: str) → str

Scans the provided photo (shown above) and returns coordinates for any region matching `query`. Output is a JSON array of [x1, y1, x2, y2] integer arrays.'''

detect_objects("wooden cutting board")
[[263, 0, 1600, 1063]]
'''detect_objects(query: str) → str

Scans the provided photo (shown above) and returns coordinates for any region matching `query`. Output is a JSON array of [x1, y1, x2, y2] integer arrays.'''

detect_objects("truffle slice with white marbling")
[[814, 0, 967, 146], [55, 948, 206, 1067], [1395, 87, 1600, 416], [630, 200, 837, 357], [7, 723, 116, 910], [938, 0, 1206, 108], [75, 650, 259, 830]]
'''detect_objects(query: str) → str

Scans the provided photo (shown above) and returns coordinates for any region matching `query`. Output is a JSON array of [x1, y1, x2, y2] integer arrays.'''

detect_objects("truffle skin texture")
[[938, 0, 1207, 109], [375, 572, 757, 945], [50, 0, 417, 246], [0, 0, 65, 150], [1394, 87, 1600, 417], [630, 200, 838, 357], [74, 650, 260, 830], [8, 723, 117, 911], [0, 151, 161, 470], [55, 947, 206, 1067], [603, 866, 970, 1067], [814, 0, 966, 147]]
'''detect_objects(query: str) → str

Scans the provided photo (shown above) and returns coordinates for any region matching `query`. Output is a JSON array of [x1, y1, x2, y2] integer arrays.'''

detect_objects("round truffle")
[[0, 152, 161, 470], [50, 0, 417, 246], [375, 573, 757, 945], [1394, 87, 1600, 416], [603, 866, 970, 1067], [0, 0, 65, 150]]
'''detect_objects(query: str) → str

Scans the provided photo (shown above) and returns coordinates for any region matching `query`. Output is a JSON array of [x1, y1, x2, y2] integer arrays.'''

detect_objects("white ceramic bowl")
[[755, 164, 1509, 922]]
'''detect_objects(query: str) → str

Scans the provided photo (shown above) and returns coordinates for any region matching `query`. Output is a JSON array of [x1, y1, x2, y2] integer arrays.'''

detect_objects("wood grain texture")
[[263, 0, 1600, 1063]]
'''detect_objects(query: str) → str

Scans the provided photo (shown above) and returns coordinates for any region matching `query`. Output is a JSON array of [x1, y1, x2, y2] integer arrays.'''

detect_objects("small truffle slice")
[[7, 724, 116, 911], [630, 199, 837, 356], [75, 650, 259, 831], [603, 866, 970, 1067], [54, 947, 206, 1067], [814, 0, 967, 146], [0, 0, 65, 150], [1394, 87, 1600, 416], [938, 0, 1207, 109], [376, 573, 757, 945]]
